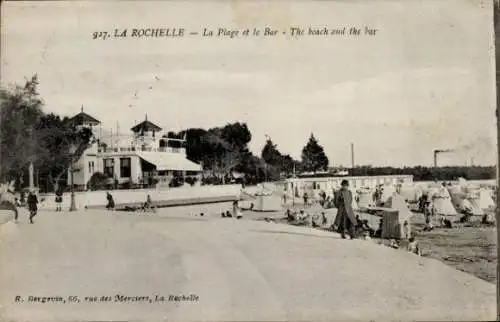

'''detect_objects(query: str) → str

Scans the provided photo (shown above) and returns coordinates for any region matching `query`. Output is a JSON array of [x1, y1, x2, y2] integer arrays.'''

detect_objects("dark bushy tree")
[[261, 138, 282, 166], [301, 134, 329, 173]]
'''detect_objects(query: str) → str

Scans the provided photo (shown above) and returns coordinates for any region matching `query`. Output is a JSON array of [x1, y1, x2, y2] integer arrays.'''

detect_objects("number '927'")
[[92, 31, 110, 40]]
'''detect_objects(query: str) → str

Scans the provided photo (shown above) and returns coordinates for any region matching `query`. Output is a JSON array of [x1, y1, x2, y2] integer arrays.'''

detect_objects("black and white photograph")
[[0, 0, 498, 321]]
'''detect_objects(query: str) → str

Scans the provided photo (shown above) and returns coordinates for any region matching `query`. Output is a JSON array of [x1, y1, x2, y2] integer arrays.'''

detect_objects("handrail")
[[98, 146, 184, 154]]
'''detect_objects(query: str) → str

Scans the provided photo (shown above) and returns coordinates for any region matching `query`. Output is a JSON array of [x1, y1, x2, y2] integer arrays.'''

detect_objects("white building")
[[285, 174, 413, 197], [68, 110, 202, 190]]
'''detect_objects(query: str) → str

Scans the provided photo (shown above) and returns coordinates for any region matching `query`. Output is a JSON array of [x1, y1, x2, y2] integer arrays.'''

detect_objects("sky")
[[1, 0, 496, 167]]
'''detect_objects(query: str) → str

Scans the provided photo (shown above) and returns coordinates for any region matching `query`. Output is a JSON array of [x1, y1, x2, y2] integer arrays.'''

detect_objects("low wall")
[[39, 185, 242, 210]]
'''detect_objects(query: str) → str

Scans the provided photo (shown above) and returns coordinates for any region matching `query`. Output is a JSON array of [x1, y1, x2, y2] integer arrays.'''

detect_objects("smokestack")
[[350, 143, 355, 168]]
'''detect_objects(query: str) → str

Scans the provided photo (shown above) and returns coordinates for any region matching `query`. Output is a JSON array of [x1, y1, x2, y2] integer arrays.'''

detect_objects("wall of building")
[[39, 184, 242, 210]]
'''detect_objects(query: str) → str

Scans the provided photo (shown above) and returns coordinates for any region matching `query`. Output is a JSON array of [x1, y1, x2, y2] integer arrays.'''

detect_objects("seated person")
[[407, 236, 421, 256]]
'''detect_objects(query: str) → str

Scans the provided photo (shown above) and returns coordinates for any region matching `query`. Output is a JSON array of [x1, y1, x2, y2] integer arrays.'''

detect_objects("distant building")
[[67, 109, 202, 190], [285, 174, 413, 197]]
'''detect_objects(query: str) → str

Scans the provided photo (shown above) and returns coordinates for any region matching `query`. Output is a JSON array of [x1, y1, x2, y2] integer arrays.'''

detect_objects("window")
[[89, 161, 95, 174], [120, 158, 131, 178], [104, 158, 114, 178]]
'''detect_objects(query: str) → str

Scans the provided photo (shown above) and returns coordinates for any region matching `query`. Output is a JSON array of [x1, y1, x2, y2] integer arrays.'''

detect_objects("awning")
[[137, 152, 202, 172]]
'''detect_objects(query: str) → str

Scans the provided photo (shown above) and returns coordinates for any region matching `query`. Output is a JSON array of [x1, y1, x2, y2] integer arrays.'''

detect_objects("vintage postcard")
[[0, 0, 497, 321]]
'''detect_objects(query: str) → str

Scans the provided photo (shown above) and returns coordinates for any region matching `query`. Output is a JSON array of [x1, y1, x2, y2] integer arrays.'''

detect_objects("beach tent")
[[462, 185, 495, 211], [398, 184, 422, 203], [464, 190, 481, 214], [447, 186, 483, 215], [431, 187, 458, 217], [356, 187, 374, 209], [383, 193, 413, 239], [385, 193, 413, 222], [479, 188, 495, 210], [377, 184, 396, 205]]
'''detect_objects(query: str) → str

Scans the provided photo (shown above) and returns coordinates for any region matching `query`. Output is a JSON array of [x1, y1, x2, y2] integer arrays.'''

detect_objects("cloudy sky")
[[1, 0, 496, 167]]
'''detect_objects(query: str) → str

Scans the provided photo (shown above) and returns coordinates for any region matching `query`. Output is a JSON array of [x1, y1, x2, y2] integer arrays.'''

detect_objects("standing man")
[[27, 189, 39, 224], [333, 180, 358, 239]]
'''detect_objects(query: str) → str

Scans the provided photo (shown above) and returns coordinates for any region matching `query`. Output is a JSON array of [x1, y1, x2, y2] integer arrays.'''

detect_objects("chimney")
[[350, 143, 355, 168]]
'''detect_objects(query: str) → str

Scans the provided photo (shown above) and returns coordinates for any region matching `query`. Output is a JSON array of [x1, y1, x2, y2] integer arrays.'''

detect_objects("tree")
[[0, 75, 95, 192], [301, 133, 329, 173], [220, 122, 252, 150], [167, 123, 255, 184], [36, 113, 94, 192], [0, 74, 44, 184], [281, 154, 297, 176], [261, 137, 282, 166]]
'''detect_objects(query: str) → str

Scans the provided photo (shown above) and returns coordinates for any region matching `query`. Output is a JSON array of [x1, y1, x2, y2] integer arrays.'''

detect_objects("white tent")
[[479, 188, 495, 210], [384, 193, 413, 239], [431, 187, 458, 216], [447, 186, 483, 216], [399, 184, 422, 203], [385, 193, 413, 223]]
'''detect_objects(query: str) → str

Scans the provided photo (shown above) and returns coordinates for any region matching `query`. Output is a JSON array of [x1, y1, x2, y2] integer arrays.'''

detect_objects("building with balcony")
[[67, 110, 202, 190]]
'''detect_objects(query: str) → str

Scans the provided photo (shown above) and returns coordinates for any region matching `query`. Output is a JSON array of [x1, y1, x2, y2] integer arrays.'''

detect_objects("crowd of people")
[[281, 179, 422, 256]]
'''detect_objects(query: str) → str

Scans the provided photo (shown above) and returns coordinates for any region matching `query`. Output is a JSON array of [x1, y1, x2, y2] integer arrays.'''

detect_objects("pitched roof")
[[68, 106, 100, 125], [69, 112, 101, 125], [131, 115, 162, 132]]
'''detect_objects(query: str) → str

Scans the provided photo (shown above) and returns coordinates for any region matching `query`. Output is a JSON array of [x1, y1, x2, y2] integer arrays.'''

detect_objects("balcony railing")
[[98, 146, 184, 154]]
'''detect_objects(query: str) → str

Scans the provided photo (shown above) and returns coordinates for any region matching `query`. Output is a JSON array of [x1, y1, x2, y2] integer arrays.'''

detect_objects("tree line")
[[347, 165, 495, 181]]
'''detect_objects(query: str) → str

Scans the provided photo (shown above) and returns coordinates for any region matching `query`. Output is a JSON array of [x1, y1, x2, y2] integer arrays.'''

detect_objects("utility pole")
[[68, 143, 78, 212]]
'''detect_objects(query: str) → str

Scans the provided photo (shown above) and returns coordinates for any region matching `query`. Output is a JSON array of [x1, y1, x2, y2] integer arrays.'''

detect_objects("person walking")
[[333, 180, 358, 239], [55, 186, 63, 212], [27, 189, 39, 224]]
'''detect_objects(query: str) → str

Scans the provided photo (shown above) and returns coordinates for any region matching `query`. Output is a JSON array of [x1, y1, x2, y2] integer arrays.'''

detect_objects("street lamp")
[[69, 144, 77, 212]]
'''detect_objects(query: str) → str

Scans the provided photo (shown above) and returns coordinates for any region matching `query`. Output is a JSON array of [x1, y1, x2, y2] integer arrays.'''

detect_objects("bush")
[[87, 172, 108, 191], [169, 177, 184, 188], [185, 176, 198, 186]]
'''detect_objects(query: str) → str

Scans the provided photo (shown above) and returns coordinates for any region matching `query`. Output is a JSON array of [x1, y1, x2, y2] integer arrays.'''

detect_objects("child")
[[407, 236, 421, 256], [55, 187, 63, 212]]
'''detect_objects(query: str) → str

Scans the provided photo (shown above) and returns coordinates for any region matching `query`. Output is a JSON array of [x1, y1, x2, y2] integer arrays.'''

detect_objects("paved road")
[[0, 208, 496, 321]]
